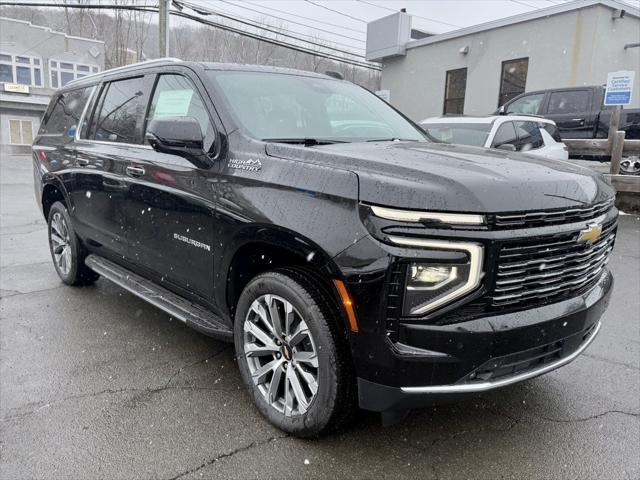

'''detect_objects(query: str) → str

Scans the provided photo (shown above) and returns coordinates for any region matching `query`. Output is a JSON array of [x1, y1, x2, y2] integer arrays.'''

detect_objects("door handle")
[[126, 166, 145, 177], [77, 157, 89, 166], [572, 118, 585, 123]]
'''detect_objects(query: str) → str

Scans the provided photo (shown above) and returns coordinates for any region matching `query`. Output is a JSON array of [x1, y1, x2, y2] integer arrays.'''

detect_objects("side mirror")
[[496, 143, 517, 152], [498, 105, 507, 115], [146, 117, 213, 168]]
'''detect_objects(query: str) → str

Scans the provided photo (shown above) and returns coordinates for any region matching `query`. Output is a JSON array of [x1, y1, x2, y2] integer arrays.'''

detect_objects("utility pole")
[[159, 0, 170, 57]]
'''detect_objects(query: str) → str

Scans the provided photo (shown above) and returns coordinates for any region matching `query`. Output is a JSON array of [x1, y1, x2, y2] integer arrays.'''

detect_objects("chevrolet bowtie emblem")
[[577, 223, 603, 244]]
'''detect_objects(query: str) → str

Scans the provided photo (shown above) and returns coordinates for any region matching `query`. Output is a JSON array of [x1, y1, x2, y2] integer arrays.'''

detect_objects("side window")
[[491, 122, 518, 148], [39, 87, 92, 138], [515, 121, 544, 151], [547, 90, 590, 115], [91, 76, 146, 144], [543, 123, 562, 142], [146, 74, 214, 150], [505, 93, 544, 115]]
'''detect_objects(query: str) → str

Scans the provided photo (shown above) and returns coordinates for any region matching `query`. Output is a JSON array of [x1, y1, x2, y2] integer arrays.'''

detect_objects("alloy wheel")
[[243, 294, 319, 416], [50, 212, 72, 275]]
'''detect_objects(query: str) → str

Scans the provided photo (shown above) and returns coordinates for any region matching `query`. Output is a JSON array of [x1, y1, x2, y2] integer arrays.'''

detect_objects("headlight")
[[370, 205, 485, 226], [388, 236, 484, 316]]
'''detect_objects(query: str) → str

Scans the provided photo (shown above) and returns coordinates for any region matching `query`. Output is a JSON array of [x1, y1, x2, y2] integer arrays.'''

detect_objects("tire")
[[47, 201, 99, 286], [234, 269, 356, 437]]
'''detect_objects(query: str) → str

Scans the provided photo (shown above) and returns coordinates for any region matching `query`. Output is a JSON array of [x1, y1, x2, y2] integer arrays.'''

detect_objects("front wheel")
[[47, 201, 99, 286], [234, 269, 356, 437]]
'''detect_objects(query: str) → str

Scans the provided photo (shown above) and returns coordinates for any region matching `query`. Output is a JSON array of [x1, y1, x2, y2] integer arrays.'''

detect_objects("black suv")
[[33, 60, 616, 437]]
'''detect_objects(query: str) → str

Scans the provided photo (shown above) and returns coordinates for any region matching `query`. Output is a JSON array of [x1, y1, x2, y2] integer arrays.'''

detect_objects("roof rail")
[[65, 58, 183, 87]]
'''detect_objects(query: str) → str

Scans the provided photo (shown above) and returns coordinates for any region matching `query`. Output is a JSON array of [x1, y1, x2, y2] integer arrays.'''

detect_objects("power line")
[[0, 2, 381, 70], [211, 0, 366, 35], [355, 0, 461, 28], [202, 4, 366, 51], [171, 9, 380, 70], [189, 0, 366, 45], [509, 0, 540, 8], [176, 0, 367, 58], [303, 0, 369, 24], [215, 0, 366, 43]]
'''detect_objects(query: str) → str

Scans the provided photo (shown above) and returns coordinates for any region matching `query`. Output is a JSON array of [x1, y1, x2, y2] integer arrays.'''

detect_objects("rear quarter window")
[[39, 87, 92, 139], [515, 121, 544, 151], [543, 123, 562, 142]]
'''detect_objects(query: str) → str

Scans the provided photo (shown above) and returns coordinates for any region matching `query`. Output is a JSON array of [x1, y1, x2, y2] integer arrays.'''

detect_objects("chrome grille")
[[491, 198, 615, 229], [490, 220, 616, 307]]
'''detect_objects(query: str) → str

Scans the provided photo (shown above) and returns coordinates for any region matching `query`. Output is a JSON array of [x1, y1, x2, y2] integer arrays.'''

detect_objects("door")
[[125, 72, 219, 302], [72, 75, 152, 263], [543, 89, 596, 139], [35, 86, 93, 220]]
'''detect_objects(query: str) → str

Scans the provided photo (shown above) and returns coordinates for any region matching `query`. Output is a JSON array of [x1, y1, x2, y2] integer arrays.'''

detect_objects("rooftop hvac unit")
[[366, 11, 412, 62]]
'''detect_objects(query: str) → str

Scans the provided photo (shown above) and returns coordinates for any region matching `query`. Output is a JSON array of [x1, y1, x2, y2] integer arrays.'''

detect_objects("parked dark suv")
[[33, 59, 616, 437]]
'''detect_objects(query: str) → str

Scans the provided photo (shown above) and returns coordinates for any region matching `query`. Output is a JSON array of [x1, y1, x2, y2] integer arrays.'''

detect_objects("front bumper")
[[356, 269, 612, 412]]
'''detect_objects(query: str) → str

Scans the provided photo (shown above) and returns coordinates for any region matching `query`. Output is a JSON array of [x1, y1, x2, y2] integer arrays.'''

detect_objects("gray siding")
[[381, 5, 640, 121]]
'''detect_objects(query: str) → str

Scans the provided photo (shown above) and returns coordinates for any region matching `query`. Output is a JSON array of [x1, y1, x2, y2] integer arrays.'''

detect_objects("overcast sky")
[[184, 0, 640, 57]]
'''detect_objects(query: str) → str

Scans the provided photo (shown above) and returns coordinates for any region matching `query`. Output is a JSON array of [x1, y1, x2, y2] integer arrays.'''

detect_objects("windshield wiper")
[[365, 138, 419, 142], [262, 138, 348, 146]]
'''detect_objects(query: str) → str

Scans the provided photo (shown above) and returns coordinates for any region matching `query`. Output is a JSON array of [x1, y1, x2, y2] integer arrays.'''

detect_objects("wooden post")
[[610, 130, 625, 175], [607, 105, 622, 154]]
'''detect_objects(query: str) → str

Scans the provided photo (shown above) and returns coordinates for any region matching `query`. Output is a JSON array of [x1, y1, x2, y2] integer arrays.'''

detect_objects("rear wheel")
[[47, 201, 98, 286], [234, 269, 356, 437]]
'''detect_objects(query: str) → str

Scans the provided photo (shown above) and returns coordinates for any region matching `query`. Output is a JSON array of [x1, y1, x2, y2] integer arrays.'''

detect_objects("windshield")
[[420, 123, 492, 147], [208, 71, 426, 143]]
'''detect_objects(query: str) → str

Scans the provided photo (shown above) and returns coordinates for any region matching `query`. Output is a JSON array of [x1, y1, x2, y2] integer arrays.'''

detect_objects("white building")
[[0, 17, 105, 156], [366, 0, 640, 121]]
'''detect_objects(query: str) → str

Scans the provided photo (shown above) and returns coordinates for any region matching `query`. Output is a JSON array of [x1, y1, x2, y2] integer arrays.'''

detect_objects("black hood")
[[265, 141, 614, 213]]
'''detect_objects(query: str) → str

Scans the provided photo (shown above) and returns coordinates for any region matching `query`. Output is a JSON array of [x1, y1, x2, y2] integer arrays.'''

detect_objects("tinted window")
[[422, 123, 490, 146], [491, 122, 518, 148], [547, 90, 590, 114], [505, 93, 544, 115], [443, 68, 467, 115], [91, 76, 146, 144], [146, 74, 214, 149], [39, 87, 92, 137], [499, 58, 529, 106], [544, 123, 562, 142], [515, 121, 544, 151]]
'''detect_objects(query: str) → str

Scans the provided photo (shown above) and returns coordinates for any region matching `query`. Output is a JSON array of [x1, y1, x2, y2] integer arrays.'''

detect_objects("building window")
[[49, 60, 99, 88], [443, 68, 467, 115], [0, 53, 43, 87], [498, 58, 529, 107], [8, 119, 34, 145]]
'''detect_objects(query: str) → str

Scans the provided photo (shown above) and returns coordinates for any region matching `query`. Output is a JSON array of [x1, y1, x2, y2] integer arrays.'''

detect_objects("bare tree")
[[0, 4, 381, 89]]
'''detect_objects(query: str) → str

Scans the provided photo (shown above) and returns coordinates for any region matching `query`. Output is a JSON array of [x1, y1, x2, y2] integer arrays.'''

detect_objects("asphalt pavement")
[[1, 155, 639, 480]]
